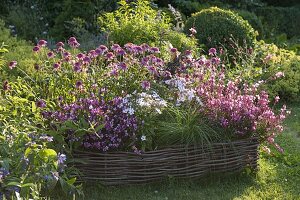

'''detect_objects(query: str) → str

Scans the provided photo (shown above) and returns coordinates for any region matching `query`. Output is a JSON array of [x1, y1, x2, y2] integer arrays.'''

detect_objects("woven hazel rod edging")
[[73, 137, 259, 185]]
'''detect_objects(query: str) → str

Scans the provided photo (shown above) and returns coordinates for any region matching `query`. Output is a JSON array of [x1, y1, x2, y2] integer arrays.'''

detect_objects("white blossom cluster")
[[165, 78, 203, 106]]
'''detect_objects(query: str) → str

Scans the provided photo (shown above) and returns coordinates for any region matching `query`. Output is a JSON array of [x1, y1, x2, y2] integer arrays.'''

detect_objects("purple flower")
[[118, 62, 127, 70], [170, 48, 177, 53], [76, 53, 85, 60], [73, 62, 82, 72], [68, 37, 80, 48], [36, 99, 46, 108], [106, 52, 114, 60], [38, 39, 47, 47], [39, 134, 53, 142], [34, 63, 40, 70], [56, 42, 64, 47], [8, 61, 17, 69], [141, 81, 151, 90], [2, 80, 10, 91], [47, 51, 55, 58], [33, 46, 40, 52], [58, 153, 67, 165], [150, 47, 160, 54], [53, 62, 61, 70], [209, 48, 217, 56], [75, 80, 83, 88]]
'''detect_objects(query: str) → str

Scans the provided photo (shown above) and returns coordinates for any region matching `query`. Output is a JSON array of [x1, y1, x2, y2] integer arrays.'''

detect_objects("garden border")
[[74, 137, 259, 185]]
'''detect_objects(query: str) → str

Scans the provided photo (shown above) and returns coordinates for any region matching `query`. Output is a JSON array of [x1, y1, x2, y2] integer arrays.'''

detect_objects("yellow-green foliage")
[[99, 0, 198, 53], [256, 41, 300, 102]]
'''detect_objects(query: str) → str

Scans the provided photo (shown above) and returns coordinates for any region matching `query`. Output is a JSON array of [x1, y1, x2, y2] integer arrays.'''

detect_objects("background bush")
[[99, 0, 198, 53], [184, 7, 257, 61], [254, 6, 300, 39]]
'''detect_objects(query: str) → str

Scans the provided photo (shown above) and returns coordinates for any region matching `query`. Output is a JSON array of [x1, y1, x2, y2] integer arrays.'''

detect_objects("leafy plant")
[[99, 0, 198, 54]]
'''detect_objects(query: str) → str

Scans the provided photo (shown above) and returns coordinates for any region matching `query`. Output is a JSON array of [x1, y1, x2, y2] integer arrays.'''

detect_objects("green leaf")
[[67, 177, 76, 185], [31, 101, 36, 113], [38, 149, 57, 161]]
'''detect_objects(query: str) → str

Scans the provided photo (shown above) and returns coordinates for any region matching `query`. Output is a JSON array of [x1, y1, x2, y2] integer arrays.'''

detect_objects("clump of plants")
[[98, 0, 198, 55], [1, 36, 290, 198]]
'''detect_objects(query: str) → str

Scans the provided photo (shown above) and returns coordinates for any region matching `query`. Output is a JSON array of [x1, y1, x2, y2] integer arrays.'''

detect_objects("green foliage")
[[156, 105, 223, 147], [254, 41, 300, 102], [254, 6, 300, 39], [99, 0, 198, 53], [235, 9, 264, 39], [185, 7, 257, 53]]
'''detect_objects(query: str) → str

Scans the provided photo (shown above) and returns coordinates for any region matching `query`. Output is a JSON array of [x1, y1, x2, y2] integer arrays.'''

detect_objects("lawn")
[[80, 104, 300, 200]]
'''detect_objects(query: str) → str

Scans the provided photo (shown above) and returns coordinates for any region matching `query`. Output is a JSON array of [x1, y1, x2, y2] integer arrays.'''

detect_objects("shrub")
[[254, 41, 300, 102], [235, 9, 264, 39], [184, 7, 257, 53], [99, 0, 198, 54]]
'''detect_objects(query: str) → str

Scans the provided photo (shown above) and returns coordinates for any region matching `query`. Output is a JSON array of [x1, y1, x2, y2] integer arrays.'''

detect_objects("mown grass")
[[68, 104, 300, 200]]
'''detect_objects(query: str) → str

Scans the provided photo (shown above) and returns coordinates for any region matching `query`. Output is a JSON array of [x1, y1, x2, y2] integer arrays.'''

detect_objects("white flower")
[[141, 135, 146, 141]]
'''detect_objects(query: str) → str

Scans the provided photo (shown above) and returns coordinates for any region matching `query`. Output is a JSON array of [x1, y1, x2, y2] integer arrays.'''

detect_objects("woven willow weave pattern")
[[74, 137, 259, 185]]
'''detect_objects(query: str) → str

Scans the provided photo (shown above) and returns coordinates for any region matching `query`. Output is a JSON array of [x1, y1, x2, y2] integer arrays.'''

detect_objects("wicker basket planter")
[[74, 137, 259, 185]]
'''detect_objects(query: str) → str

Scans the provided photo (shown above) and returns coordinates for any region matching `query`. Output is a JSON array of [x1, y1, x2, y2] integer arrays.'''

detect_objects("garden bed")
[[74, 137, 259, 185]]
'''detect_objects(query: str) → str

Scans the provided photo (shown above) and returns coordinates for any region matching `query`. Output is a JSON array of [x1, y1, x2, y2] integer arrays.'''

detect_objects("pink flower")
[[141, 81, 150, 90], [56, 42, 64, 47], [47, 51, 55, 58], [8, 61, 17, 69], [68, 37, 80, 48], [53, 62, 61, 70], [33, 46, 40, 52], [38, 40, 47, 47], [274, 96, 280, 103], [209, 48, 217, 56], [189, 27, 197, 35], [118, 62, 127, 70], [275, 72, 284, 78]]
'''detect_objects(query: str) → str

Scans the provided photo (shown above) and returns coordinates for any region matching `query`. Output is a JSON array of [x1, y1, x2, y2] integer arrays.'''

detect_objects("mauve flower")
[[76, 53, 85, 60], [141, 81, 151, 90], [33, 46, 40, 52], [106, 52, 114, 60], [34, 63, 40, 70], [73, 62, 82, 72], [111, 44, 120, 51], [8, 61, 17, 69], [68, 37, 80, 48], [38, 39, 47, 47], [170, 48, 177, 53], [56, 42, 64, 47], [99, 45, 108, 52], [47, 51, 55, 58], [209, 48, 217, 56], [150, 47, 160, 54], [2, 80, 10, 91], [75, 80, 83, 88], [53, 62, 61, 70], [118, 62, 127, 70], [36, 99, 46, 108]]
